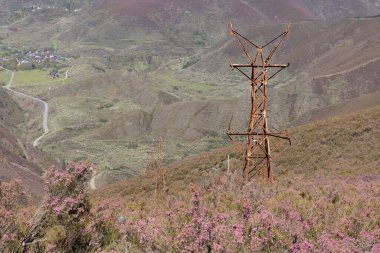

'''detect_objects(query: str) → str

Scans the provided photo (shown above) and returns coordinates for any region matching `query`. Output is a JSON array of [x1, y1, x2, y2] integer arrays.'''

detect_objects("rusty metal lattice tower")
[[227, 23, 292, 181]]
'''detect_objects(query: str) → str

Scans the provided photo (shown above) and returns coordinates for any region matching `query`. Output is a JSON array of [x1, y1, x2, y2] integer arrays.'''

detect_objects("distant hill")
[[184, 17, 380, 128]]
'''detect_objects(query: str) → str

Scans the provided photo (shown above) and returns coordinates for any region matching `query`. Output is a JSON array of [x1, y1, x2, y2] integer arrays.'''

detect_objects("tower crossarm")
[[265, 23, 291, 63], [230, 63, 289, 68], [227, 130, 291, 143]]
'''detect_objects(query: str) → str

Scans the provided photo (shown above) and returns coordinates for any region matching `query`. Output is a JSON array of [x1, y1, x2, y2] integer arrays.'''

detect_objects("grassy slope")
[[12, 68, 71, 86], [95, 105, 380, 200], [13, 70, 50, 85], [88, 106, 380, 252], [0, 69, 11, 86], [307, 91, 380, 123]]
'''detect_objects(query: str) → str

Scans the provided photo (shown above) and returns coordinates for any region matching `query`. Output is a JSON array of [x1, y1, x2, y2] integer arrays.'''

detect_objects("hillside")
[[0, 0, 379, 185], [183, 17, 380, 126], [0, 1, 379, 251], [83, 106, 380, 252], [96, 105, 380, 199], [0, 126, 46, 195], [0, 87, 51, 195], [3, 98, 378, 252], [42, 16, 380, 185]]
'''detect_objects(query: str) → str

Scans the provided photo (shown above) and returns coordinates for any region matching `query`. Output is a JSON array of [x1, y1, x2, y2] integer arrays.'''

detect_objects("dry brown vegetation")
[[94, 105, 380, 201], [84, 106, 380, 252]]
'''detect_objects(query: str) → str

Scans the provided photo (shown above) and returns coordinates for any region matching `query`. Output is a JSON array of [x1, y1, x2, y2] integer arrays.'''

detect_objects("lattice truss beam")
[[227, 23, 292, 180]]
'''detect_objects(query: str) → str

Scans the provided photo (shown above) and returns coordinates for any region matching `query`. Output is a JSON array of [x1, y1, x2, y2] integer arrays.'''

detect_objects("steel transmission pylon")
[[227, 23, 292, 181]]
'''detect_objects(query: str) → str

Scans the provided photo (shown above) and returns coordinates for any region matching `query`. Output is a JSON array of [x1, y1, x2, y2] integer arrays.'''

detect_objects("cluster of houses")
[[49, 69, 60, 79], [15, 49, 65, 66], [0, 48, 66, 66]]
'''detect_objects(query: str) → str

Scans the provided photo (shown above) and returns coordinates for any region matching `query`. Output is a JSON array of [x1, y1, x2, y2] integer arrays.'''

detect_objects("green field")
[[157, 73, 216, 92], [0, 69, 11, 86], [13, 68, 71, 86]]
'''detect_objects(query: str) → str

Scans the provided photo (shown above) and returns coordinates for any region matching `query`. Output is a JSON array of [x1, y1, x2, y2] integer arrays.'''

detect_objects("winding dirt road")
[[1, 67, 49, 147], [1, 62, 74, 147], [0, 64, 99, 189]]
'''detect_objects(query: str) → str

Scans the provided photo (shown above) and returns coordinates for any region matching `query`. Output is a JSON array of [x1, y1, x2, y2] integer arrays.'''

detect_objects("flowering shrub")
[[18, 160, 96, 253], [0, 180, 31, 252], [94, 172, 380, 252], [42, 161, 94, 252], [1, 160, 121, 253], [1, 152, 380, 252]]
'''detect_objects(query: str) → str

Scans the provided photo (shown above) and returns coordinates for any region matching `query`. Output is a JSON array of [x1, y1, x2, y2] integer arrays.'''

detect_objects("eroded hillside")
[[85, 106, 380, 252], [0, 88, 51, 195], [97, 105, 380, 198], [0, 0, 379, 185]]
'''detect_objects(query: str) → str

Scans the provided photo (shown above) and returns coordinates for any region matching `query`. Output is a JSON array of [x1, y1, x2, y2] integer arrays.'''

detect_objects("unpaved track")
[[0, 65, 99, 190], [312, 56, 380, 79], [1, 63, 99, 189], [90, 175, 97, 190], [1, 62, 73, 146], [1, 66, 49, 147], [89, 171, 103, 190], [89, 174, 97, 190]]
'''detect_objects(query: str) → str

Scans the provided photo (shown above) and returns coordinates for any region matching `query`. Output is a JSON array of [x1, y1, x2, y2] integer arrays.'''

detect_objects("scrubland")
[[1, 106, 379, 252]]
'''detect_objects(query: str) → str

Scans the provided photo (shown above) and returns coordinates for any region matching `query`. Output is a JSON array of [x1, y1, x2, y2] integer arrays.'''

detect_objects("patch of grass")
[[326, 80, 344, 104], [97, 102, 114, 110], [98, 105, 380, 200], [127, 142, 138, 149], [157, 73, 216, 92], [99, 118, 108, 123], [13, 69, 55, 85], [11, 68, 72, 88], [182, 57, 199, 69], [132, 60, 149, 71], [0, 69, 10, 86], [121, 31, 164, 43]]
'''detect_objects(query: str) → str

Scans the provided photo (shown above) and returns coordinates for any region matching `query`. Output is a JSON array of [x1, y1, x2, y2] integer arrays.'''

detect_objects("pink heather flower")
[[64, 197, 76, 208], [64, 197, 75, 203], [300, 241, 314, 252], [232, 223, 244, 244], [212, 242, 223, 252], [2, 233, 10, 241], [49, 197, 59, 207], [370, 244, 380, 253], [53, 206, 64, 215], [288, 210, 302, 223], [165, 211, 173, 219], [243, 201, 252, 220], [335, 231, 345, 239], [291, 241, 315, 253]]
